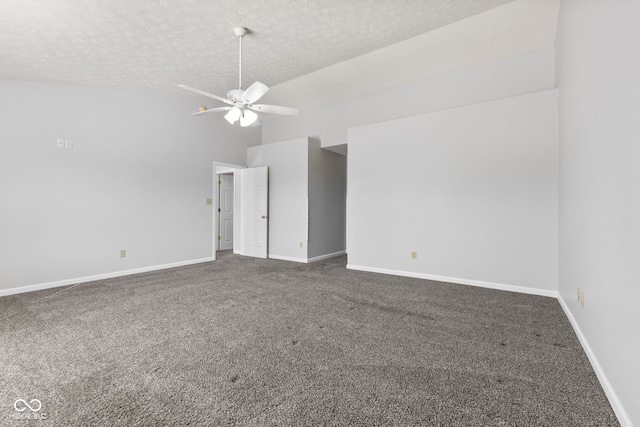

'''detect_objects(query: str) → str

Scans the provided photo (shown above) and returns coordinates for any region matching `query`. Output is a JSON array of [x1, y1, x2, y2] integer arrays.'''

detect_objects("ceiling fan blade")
[[178, 85, 233, 105], [191, 106, 233, 116], [241, 81, 269, 104], [251, 118, 262, 127], [250, 104, 299, 116]]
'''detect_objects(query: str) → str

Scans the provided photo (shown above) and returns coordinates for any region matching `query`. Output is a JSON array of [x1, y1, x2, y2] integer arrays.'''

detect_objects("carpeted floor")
[[0, 252, 619, 426]]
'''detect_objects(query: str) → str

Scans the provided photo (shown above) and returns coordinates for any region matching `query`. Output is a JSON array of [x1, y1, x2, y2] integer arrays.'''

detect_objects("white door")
[[218, 174, 234, 250], [240, 166, 268, 258]]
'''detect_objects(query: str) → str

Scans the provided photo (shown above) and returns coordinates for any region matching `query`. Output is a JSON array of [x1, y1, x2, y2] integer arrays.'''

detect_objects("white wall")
[[347, 89, 558, 294], [0, 79, 259, 293], [247, 137, 308, 261], [262, 48, 555, 148], [308, 139, 347, 260], [556, 1, 640, 425]]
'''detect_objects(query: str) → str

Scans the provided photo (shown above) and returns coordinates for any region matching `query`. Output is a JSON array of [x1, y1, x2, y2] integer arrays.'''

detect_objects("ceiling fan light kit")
[[179, 27, 299, 127], [240, 109, 258, 127], [224, 107, 242, 125]]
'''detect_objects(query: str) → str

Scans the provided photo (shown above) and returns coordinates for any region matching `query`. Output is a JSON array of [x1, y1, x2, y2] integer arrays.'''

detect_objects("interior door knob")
[[261, 215, 267, 219]]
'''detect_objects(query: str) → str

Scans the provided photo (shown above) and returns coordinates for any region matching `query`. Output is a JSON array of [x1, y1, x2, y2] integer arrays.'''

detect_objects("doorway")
[[213, 162, 243, 260], [218, 173, 234, 251], [213, 162, 269, 260]]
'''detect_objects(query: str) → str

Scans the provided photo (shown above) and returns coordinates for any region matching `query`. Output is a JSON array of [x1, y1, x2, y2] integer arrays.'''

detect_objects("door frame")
[[213, 161, 245, 260]]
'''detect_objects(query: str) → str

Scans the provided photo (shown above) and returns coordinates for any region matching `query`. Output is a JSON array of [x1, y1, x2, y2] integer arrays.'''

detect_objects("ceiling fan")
[[179, 27, 299, 127]]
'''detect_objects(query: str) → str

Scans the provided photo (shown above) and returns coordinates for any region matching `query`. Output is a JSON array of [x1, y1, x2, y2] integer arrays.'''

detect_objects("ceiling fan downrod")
[[234, 27, 248, 91]]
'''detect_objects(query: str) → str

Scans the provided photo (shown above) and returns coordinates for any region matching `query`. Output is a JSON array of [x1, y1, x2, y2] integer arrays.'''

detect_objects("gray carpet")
[[0, 252, 619, 426]]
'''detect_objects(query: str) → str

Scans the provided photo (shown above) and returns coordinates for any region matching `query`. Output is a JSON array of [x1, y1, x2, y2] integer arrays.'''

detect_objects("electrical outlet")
[[64, 139, 73, 149], [120, 249, 126, 258], [580, 291, 584, 308], [206, 198, 212, 205], [411, 251, 417, 259], [56, 138, 64, 148]]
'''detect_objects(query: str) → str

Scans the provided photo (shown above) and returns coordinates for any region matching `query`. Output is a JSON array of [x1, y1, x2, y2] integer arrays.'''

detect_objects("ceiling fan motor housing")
[[227, 89, 245, 103]]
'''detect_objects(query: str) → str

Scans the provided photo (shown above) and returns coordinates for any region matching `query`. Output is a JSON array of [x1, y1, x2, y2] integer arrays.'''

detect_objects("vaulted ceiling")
[[0, 0, 560, 110]]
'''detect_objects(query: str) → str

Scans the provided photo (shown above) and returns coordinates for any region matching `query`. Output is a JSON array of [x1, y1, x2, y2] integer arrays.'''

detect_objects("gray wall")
[[556, 1, 639, 425], [262, 48, 555, 148], [308, 139, 346, 259], [0, 79, 259, 293], [247, 137, 309, 261], [347, 89, 558, 294]]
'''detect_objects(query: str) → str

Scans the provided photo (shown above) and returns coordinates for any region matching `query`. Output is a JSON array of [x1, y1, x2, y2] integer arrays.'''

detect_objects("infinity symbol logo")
[[14, 399, 42, 412]]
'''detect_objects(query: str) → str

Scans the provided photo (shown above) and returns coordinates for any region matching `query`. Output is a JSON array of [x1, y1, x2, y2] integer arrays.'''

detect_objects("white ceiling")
[[263, 0, 561, 110], [0, 0, 560, 108]]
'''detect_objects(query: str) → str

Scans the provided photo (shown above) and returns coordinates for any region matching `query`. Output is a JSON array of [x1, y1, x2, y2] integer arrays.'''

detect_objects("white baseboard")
[[268, 254, 308, 263], [307, 251, 346, 263], [557, 295, 632, 427], [269, 251, 346, 264], [346, 264, 558, 298], [0, 257, 214, 298]]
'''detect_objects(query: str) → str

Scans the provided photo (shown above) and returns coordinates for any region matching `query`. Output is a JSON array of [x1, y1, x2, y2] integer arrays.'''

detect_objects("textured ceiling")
[[0, 0, 516, 105], [263, 0, 562, 110]]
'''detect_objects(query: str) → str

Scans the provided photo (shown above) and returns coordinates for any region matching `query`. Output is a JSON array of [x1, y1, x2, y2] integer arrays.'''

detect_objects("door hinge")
[[218, 236, 221, 240], [218, 208, 221, 212], [218, 180, 221, 185]]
